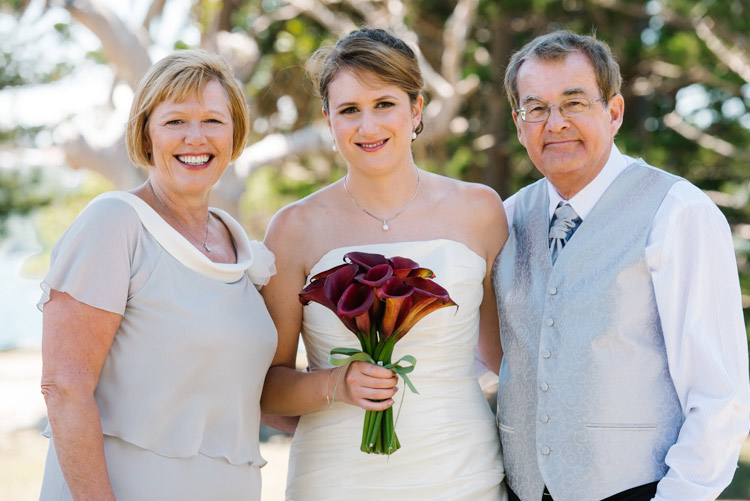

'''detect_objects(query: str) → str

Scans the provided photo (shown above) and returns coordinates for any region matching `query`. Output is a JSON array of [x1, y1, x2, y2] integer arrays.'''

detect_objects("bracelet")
[[325, 368, 335, 406], [330, 364, 346, 406]]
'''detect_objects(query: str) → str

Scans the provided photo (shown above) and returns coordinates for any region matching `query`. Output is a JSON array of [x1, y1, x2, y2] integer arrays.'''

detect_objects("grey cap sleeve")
[[38, 196, 144, 315]]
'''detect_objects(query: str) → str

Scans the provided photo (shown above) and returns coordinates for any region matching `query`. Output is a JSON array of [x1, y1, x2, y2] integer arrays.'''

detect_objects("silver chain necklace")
[[149, 181, 212, 252], [343, 170, 420, 231]]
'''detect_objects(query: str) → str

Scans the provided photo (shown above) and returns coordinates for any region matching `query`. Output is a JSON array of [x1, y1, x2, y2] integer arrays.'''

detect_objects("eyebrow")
[[520, 87, 588, 105], [334, 94, 401, 110], [156, 107, 230, 117]]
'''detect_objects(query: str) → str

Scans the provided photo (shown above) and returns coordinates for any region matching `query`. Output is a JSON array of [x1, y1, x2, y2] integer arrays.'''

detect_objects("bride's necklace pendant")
[[204, 242, 212, 252], [343, 170, 420, 232]]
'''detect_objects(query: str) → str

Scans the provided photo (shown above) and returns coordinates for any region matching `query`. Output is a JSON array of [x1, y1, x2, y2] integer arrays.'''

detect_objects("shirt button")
[[546, 318, 554, 326], [548, 287, 557, 295], [540, 383, 549, 392], [541, 349, 551, 359], [541, 445, 551, 456], [540, 414, 550, 424]]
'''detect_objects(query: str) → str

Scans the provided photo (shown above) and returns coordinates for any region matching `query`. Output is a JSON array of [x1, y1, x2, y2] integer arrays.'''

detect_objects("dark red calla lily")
[[407, 267, 435, 279], [404, 277, 453, 302], [390, 256, 435, 279], [356, 263, 394, 287], [345, 251, 389, 270], [389, 256, 418, 278], [309, 262, 351, 282], [337, 282, 375, 335], [387, 277, 457, 341], [299, 263, 358, 312], [375, 277, 414, 338]]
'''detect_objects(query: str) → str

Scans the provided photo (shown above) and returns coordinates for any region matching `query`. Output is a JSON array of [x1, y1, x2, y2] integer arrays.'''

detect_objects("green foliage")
[[0, 9, 75, 89], [0, 167, 55, 233], [240, 157, 345, 240], [0, 0, 25, 11]]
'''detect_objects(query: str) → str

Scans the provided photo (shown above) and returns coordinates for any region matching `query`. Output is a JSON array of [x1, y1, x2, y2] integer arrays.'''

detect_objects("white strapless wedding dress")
[[286, 239, 507, 500]]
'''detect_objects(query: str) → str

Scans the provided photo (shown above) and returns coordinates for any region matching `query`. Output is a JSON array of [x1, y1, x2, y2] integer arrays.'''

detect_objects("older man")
[[493, 30, 750, 501]]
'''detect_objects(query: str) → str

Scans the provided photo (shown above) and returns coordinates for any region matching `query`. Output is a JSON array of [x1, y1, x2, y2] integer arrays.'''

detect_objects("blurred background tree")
[[1, 0, 748, 333]]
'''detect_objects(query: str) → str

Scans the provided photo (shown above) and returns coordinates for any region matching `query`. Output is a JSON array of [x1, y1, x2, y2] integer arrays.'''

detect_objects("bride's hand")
[[336, 361, 398, 411]]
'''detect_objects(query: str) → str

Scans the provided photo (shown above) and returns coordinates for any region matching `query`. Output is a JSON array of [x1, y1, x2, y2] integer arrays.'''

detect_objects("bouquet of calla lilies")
[[299, 251, 457, 455]]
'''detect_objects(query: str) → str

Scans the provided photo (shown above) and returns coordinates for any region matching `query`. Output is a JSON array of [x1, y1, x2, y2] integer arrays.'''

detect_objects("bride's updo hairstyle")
[[307, 28, 425, 136]]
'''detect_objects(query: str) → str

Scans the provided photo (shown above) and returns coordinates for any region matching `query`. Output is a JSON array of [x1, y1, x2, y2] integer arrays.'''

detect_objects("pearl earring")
[[412, 131, 417, 140], [332, 143, 337, 152]]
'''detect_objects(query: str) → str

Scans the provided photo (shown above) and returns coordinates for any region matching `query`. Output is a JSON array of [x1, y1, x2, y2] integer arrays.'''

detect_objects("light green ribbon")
[[328, 347, 419, 396]]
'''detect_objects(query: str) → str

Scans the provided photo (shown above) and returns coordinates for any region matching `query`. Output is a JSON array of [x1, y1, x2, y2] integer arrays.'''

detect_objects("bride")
[[260, 28, 509, 500]]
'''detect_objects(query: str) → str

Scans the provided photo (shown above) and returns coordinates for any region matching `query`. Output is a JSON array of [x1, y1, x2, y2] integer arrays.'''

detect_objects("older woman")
[[38, 50, 276, 500]]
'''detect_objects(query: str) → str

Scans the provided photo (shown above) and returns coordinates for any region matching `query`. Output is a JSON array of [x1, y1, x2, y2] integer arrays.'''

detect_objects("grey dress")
[[38, 192, 277, 500]]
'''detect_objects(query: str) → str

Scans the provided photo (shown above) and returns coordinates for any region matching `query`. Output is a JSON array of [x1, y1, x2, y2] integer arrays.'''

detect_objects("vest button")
[[546, 317, 554, 326], [541, 349, 551, 359], [548, 287, 557, 295], [541, 445, 551, 456], [540, 382, 549, 392], [540, 414, 549, 424]]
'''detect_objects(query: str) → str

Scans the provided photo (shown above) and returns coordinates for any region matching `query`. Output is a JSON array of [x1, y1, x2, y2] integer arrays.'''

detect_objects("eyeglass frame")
[[515, 96, 608, 123]]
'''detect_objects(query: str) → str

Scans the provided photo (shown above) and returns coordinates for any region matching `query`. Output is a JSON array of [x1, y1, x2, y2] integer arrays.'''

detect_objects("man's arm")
[[648, 180, 750, 500]]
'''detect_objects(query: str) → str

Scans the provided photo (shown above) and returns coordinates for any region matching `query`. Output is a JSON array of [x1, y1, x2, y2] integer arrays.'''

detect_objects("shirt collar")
[[547, 144, 628, 220]]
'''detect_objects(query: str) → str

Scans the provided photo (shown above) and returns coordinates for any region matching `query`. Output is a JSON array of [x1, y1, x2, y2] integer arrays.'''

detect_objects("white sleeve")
[[503, 193, 516, 229], [648, 181, 750, 500]]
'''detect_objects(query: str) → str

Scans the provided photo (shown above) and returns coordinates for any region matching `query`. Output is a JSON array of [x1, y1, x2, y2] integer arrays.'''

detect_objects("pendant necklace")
[[343, 169, 420, 231], [149, 181, 212, 252]]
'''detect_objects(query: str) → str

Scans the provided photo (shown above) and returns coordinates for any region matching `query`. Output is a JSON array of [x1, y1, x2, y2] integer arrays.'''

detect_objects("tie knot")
[[549, 203, 581, 240]]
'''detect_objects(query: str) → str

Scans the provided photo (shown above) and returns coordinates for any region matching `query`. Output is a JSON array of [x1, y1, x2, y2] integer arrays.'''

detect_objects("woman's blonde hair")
[[307, 28, 425, 136], [126, 49, 249, 168]]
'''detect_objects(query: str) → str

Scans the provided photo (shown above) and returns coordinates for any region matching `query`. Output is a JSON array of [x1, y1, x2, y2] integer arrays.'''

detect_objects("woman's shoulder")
[[428, 172, 504, 216], [264, 182, 339, 254], [424, 173, 507, 258], [68, 192, 142, 233]]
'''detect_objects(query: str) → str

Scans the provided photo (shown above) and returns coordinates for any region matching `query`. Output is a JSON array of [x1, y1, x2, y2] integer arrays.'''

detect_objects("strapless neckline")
[[308, 238, 485, 279]]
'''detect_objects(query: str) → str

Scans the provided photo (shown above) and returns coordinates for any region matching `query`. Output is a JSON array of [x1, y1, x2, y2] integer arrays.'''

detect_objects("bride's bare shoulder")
[[264, 182, 341, 256], [428, 172, 505, 220]]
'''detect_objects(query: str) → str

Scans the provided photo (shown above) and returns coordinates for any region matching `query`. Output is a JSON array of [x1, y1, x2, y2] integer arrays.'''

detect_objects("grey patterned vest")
[[493, 161, 684, 501]]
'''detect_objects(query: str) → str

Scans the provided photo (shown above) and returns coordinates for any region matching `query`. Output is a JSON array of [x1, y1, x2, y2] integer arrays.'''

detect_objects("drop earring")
[[411, 131, 417, 140], [332, 143, 337, 152]]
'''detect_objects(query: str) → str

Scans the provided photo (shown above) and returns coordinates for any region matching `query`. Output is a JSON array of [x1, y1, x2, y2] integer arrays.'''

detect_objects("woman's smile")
[[175, 154, 214, 168], [356, 138, 389, 151]]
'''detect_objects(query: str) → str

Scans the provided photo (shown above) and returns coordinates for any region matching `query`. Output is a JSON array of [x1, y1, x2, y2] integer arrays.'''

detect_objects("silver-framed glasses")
[[516, 97, 607, 122]]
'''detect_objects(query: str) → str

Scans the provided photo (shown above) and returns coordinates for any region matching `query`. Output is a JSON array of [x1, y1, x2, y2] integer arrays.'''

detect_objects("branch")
[[142, 0, 167, 30], [56, 131, 144, 189], [56, 0, 151, 89], [662, 110, 736, 158], [272, 0, 356, 34], [232, 124, 333, 179], [692, 15, 750, 84], [202, 31, 261, 83], [441, 0, 478, 85]]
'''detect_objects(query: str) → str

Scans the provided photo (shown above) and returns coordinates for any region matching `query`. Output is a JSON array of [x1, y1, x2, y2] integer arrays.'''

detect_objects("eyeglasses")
[[515, 97, 607, 123]]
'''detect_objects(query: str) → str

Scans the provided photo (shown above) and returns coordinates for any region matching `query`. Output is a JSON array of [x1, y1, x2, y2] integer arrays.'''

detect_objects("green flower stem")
[[385, 406, 395, 453], [361, 410, 373, 453], [368, 407, 383, 447]]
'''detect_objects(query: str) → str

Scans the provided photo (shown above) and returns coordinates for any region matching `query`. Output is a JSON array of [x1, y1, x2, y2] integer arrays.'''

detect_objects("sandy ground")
[[0, 348, 290, 501]]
